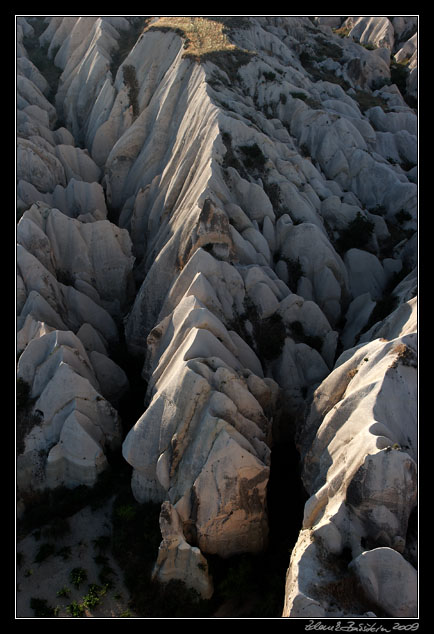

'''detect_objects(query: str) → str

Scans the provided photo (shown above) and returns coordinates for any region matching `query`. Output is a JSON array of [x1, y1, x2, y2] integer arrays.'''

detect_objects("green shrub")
[[82, 584, 107, 610], [221, 132, 247, 177], [238, 143, 267, 171], [263, 181, 282, 213], [335, 212, 375, 253], [290, 321, 323, 352], [253, 312, 287, 361], [56, 269, 75, 286], [263, 71, 276, 81], [284, 257, 304, 291], [56, 586, 70, 598], [390, 59, 410, 96], [69, 567, 88, 589], [395, 209, 412, 224], [290, 92, 321, 109], [300, 143, 310, 157], [66, 601, 85, 617]]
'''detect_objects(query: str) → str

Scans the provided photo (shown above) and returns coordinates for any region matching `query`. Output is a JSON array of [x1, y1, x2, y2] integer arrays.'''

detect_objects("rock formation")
[[16, 16, 417, 617]]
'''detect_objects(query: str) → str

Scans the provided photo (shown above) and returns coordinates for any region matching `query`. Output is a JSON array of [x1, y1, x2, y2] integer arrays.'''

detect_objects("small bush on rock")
[[239, 143, 267, 171], [253, 312, 287, 361], [335, 212, 374, 254], [123, 64, 140, 117], [69, 567, 88, 589]]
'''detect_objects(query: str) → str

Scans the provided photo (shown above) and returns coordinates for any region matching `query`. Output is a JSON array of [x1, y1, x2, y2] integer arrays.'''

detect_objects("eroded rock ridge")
[[16, 16, 417, 617]]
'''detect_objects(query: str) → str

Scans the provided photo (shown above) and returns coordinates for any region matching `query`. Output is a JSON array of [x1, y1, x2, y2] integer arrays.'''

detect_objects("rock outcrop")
[[16, 15, 417, 615]]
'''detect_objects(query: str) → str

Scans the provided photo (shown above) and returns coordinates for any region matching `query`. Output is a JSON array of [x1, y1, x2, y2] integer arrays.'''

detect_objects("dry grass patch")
[[145, 17, 254, 82], [146, 17, 240, 59], [390, 343, 417, 369]]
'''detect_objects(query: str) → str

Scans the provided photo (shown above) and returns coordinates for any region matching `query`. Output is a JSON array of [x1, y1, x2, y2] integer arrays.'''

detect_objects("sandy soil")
[[16, 497, 138, 619]]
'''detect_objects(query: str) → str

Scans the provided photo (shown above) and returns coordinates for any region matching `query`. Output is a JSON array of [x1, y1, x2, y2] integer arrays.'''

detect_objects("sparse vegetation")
[[290, 321, 323, 353], [395, 209, 413, 224], [300, 143, 310, 158], [334, 25, 351, 38], [146, 17, 254, 83], [353, 89, 389, 113], [238, 143, 267, 171], [66, 600, 85, 617], [56, 268, 75, 287], [313, 35, 343, 62], [347, 367, 359, 379], [299, 48, 349, 90], [56, 586, 71, 598], [69, 567, 88, 589], [283, 257, 304, 291], [147, 16, 243, 60], [221, 131, 247, 177], [253, 312, 287, 361], [290, 91, 322, 109], [82, 583, 108, 610], [23, 17, 62, 105], [263, 71, 276, 81], [110, 17, 151, 78], [359, 294, 398, 339], [335, 212, 375, 254], [390, 343, 417, 369], [123, 64, 140, 117], [390, 59, 410, 97], [263, 181, 282, 214]]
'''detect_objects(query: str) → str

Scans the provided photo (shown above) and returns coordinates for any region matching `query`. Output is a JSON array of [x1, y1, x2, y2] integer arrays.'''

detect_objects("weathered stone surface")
[[123, 288, 275, 557], [283, 313, 417, 616], [17, 330, 122, 491], [343, 16, 395, 50], [18, 206, 135, 320], [349, 547, 417, 617], [152, 501, 213, 599], [344, 248, 387, 301], [17, 16, 417, 610]]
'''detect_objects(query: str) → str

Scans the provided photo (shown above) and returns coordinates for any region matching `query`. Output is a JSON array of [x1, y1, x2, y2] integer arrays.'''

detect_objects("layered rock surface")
[[17, 16, 417, 616]]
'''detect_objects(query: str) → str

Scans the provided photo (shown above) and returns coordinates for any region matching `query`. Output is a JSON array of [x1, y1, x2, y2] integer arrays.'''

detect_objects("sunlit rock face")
[[17, 15, 417, 611]]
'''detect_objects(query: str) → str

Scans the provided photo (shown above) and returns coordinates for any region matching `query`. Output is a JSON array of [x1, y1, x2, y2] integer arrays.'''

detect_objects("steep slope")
[[16, 16, 417, 618]]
